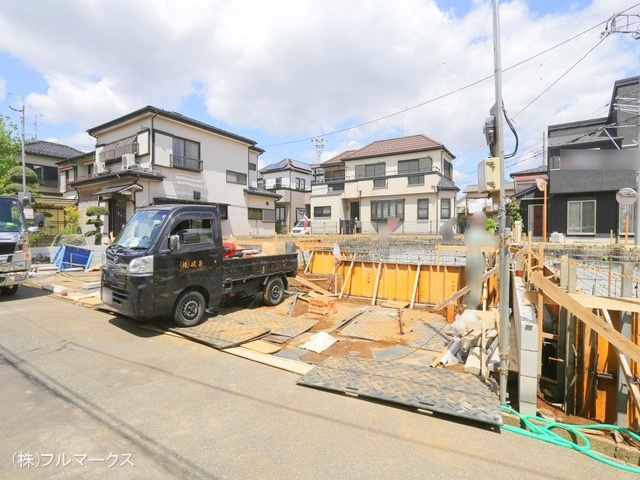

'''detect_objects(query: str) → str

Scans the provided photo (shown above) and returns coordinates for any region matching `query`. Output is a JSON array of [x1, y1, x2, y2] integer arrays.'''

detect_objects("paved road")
[[0, 287, 635, 479]]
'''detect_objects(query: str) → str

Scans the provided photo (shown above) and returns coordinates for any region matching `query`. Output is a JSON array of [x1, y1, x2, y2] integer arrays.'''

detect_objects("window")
[[619, 203, 635, 235], [248, 208, 262, 220], [170, 218, 213, 246], [172, 137, 202, 171], [87, 164, 94, 176], [568, 200, 595, 234], [418, 199, 429, 219], [227, 170, 247, 185], [262, 209, 275, 223], [373, 178, 387, 188], [275, 207, 286, 222], [408, 175, 424, 186], [355, 162, 385, 179], [550, 156, 560, 170], [249, 163, 257, 171], [329, 183, 344, 192], [26, 163, 58, 187], [398, 157, 431, 175], [296, 178, 306, 190], [314, 206, 331, 218], [371, 200, 404, 220], [218, 204, 228, 220], [325, 170, 345, 182], [440, 198, 451, 219], [443, 160, 453, 179]]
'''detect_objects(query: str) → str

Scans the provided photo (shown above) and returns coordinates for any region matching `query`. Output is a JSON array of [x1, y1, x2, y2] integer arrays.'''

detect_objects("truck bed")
[[222, 253, 298, 283]]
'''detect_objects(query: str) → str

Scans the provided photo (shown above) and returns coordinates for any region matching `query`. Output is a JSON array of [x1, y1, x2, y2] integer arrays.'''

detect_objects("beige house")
[[310, 135, 458, 234], [16, 141, 83, 239], [58, 106, 278, 240], [258, 158, 312, 233]]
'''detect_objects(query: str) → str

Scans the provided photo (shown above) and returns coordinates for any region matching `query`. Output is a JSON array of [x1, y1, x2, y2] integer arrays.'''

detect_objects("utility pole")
[[601, 13, 640, 244], [492, 0, 511, 405], [9, 99, 27, 198], [32, 114, 43, 139]]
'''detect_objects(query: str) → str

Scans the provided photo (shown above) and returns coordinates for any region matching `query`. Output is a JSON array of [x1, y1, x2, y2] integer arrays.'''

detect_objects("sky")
[[0, 0, 639, 193]]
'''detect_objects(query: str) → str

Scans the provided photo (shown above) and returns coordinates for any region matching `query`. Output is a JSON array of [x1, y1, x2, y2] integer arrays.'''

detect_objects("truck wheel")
[[173, 290, 206, 327], [0, 285, 18, 296], [263, 277, 285, 306]]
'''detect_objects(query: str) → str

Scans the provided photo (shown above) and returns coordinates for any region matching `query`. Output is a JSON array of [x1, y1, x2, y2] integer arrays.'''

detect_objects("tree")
[[508, 199, 522, 226], [85, 206, 110, 245], [2, 165, 40, 197], [0, 115, 20, 193]]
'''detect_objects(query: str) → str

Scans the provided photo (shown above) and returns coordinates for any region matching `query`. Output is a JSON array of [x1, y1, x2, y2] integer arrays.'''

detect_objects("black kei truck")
[[101, 204, 298, 327]]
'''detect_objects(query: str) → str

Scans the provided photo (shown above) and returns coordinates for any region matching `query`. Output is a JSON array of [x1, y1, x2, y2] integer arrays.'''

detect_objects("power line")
[[262, 13, 618, 148], [513, 37, 607, 118]]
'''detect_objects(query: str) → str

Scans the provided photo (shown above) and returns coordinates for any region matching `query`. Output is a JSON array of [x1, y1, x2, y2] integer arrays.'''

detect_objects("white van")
[[291, 219, 311, 235]]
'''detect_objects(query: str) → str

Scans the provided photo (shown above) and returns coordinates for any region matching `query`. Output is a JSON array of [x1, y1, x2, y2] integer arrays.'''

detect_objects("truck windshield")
[[113, 209, 167, 249], [0, 198, 24, 232]]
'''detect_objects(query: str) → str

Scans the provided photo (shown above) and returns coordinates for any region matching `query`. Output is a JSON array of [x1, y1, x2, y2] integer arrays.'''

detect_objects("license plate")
[[101, 286, 112, 304]]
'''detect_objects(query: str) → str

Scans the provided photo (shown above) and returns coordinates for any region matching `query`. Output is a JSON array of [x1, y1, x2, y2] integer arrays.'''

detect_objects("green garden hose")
[[501, 405, 640, 474]]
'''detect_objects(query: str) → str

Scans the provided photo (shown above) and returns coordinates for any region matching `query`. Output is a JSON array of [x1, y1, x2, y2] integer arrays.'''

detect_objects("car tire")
[[173, 290, 206, 327], [0, 285, 18, 296], [263, 276, 285, 306]]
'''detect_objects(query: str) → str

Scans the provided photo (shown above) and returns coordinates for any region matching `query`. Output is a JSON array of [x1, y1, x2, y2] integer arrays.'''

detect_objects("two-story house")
[[510, 165, 547, 238], [17, 140, 84, 238], [458, 181, 515, 231], [545, 76, 639, 241], [58, 106, 278, 239], [258, 158, 312, 233], [310, 135, 458, 234]]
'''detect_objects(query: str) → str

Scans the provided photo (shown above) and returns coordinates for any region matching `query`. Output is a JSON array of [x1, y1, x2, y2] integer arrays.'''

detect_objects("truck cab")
[[0, 195, 44, 296], [101, 204, 297, 326]]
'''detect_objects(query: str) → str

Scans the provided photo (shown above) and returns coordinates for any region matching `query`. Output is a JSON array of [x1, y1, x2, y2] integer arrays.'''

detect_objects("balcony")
[[170, 154, 203, 172], [259, 178, 309, 192]]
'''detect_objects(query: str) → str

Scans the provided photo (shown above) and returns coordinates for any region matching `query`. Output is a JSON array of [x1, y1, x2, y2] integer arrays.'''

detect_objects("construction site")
[[21, 231, 640, 474]]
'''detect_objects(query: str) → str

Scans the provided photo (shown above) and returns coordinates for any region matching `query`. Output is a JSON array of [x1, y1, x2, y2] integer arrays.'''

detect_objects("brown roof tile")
[[344, 134, 446, 160], [321, 149, 357, 166]]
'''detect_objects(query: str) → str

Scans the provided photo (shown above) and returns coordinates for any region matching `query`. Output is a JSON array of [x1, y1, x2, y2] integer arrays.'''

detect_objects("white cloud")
[[0, 0, 637, 176]]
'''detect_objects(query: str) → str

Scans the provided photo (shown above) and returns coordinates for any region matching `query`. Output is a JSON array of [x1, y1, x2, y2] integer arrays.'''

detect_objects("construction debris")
[[299, 332, 338, 353]]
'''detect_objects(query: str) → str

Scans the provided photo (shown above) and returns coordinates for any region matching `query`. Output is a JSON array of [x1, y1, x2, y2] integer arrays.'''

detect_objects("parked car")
[[101, 204, 297, 326], [291, 219, 311, 235]]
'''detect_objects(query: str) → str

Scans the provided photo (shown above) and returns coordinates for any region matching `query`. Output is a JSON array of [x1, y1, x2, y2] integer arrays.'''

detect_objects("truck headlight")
[[127, 255, 154, 276], [11, 261, 27, 270]]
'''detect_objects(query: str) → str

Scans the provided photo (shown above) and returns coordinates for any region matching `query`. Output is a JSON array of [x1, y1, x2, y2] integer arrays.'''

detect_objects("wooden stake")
[[371, 261, 383, 306], [410, 262, 421, 309], [304, 250, 315, 274], [530, 272, 640, 365], [602, 309, 640, 418], [339, 255, 357, 299]]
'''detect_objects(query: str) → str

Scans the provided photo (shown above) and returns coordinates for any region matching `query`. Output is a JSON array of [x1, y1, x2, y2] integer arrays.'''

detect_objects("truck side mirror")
[[35, 212, 45, 229], [169, 234, 180, 251]]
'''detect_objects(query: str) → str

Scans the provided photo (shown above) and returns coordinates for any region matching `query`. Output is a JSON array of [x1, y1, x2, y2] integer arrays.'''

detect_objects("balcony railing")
[[170, 155, 203, 172]]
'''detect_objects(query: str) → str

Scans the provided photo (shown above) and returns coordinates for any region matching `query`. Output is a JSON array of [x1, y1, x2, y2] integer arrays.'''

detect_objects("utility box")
[[478, 157, 501, 193]]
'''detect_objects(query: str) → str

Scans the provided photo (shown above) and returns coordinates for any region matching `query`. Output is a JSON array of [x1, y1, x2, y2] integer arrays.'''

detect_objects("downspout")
[[435, 185, 440, 234]]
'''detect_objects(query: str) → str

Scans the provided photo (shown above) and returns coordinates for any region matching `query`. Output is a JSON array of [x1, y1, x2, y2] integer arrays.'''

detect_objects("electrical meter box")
[[478, 157, 501, 193]]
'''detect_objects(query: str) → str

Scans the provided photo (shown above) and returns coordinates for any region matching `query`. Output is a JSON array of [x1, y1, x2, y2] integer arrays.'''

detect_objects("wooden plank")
[[291, 275, 333, 296], [602, 309, 640, 419], [371, 262, 383, 306], [243, 340, 283, 354], [535, 293, 640, 314], [410, 263, 421, 309], [339, 255, 356, 299], [304, 250, 315, 274], [432, 265, 499, 311], [530, 272, 640, 366], [224, 347, 314, 375]]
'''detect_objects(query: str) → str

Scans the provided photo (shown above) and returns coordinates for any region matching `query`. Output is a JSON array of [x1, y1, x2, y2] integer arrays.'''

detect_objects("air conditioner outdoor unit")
[[95, 159, 106, 175], [122, 153, 136, 170]]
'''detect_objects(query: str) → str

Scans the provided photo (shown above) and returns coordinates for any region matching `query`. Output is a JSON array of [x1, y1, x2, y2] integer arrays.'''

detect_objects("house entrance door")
[[109, 193, 127, 238], [530, 204, 543, 237]]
